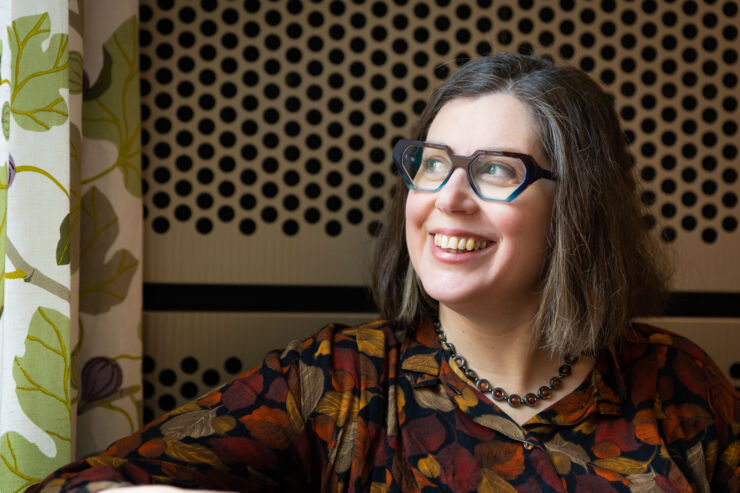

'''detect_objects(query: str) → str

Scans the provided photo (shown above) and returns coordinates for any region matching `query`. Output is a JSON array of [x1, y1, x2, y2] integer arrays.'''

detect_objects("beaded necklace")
[[434, 320, 577, 408]]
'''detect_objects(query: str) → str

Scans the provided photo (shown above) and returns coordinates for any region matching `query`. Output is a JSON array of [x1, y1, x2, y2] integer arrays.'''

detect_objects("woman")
[[31, 54, 739, 492]]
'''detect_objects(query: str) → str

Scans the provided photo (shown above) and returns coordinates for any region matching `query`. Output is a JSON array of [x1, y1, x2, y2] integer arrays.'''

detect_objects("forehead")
[[426, 93, 543, 160]]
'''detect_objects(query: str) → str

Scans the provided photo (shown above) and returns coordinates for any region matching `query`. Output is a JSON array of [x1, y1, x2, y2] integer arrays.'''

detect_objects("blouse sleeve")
[[703, 353, 740, 491], [28, 337, 319, 492]]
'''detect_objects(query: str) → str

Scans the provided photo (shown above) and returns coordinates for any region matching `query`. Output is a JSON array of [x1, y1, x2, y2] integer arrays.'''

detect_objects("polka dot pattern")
[[140, 0, 739, 243], [142, 353, 245, 422]]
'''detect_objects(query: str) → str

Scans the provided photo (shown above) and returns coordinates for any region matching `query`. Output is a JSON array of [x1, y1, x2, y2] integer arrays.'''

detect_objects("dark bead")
[[550, 377, 562, 389], [509, 394, 522, 407], [493, 388, 506, 400], [525, 393, 538, 406], [538, 386, 551, 399], [453, 355, 465, 368], [477, 379, 491, 392], [559, 364, 572, 376]]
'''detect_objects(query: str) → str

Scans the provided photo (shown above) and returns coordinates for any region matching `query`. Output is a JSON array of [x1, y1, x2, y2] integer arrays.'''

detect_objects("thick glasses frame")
[[392, 139, 556, 202]]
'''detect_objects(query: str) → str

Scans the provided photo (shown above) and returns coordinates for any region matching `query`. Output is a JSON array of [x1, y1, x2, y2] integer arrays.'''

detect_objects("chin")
[[419, 282, 489, 309]]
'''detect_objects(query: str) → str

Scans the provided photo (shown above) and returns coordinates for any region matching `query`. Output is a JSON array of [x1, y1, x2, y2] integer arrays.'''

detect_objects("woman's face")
[[404, 93, 556, 314]]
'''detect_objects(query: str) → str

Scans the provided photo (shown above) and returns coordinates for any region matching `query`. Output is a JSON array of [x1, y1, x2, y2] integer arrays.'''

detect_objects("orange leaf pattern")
[[28, 321, 739, 492]]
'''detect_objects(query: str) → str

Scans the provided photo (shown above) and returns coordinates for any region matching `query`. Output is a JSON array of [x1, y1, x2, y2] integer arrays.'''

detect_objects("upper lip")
[[429, 228, 496, 243]]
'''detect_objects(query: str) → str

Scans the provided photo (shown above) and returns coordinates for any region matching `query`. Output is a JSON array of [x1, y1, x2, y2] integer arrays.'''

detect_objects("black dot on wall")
[[202, 369, 220, 387], [180, 356, 198, 374], [143, 380, 154, 398], [224, 357, 242, 374], [180, 382, 199, 399], [158, 394, 176, 411], [143, 356, 155, 374], [158, 369, 176, 386]]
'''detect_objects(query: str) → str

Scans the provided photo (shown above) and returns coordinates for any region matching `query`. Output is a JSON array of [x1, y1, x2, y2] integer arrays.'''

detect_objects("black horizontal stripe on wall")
[[143, 283, 377, 312], [143, 284, 740, 317], [665, 292, 740, 317]]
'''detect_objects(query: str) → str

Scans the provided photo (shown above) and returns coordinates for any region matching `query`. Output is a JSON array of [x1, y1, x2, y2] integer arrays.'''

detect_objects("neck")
[[437, 303, 560, 394]]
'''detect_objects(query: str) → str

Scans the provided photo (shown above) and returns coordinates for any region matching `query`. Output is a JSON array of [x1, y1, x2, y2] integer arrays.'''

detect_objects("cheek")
[[494, 199, 553, 246], [404, 192, 430, 241]]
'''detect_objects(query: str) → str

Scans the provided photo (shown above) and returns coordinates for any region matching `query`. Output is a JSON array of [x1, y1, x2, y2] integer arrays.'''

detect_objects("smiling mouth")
[[433, 233, 491, 252]]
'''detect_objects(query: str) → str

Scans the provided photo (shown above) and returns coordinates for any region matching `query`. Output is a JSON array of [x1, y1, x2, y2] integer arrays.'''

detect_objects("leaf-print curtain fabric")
[[0, 0, 142, 489]]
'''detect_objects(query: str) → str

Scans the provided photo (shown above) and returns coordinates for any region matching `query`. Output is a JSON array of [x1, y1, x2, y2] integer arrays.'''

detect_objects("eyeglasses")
[[392, 139, 555, 202]]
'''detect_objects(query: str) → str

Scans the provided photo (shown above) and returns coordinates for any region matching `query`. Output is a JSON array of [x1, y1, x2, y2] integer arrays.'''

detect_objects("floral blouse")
[[31, 320, 739, 492]]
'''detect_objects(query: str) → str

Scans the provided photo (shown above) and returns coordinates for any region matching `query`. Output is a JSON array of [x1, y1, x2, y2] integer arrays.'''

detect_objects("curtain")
[[0, 0, 142, 489]]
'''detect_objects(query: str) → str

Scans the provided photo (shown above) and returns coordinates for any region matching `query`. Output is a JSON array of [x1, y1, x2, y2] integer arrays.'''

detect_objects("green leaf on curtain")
[[2, 102, 9, 140], [79, 187, 139, 314], [56, 213, 71, 265], [0, 307, 71, 492], [8, 13, 69, 132], [68, 123, 82, 273], [69, 50, 83, 94], [82, 15, 141, 197], [0, 162, 6, 317], [83, 48, 112, 102]]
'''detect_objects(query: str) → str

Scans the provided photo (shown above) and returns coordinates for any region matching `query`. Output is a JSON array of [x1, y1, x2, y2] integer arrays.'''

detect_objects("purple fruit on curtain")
[[80, 356, 122, 401], [8, 153, 15, 187]]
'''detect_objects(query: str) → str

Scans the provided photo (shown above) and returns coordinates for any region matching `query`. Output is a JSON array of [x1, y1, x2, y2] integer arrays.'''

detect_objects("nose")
[[434, 168, 478, 214]]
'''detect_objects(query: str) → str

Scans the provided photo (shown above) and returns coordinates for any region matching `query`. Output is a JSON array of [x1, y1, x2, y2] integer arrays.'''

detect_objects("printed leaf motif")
[[69, 50, 83, 94], [83, 48, 111, 102], [240, 405, 293, 450], [285, 392, 305, 433], [0, 162, 7, 317], [626, 471, 659, 493], [412, 385, 455, 413], [316, 391, 360, 425], [593, 456, 651, 475], [544, 433, 591, 470], [82, 16, 141, 196], [2, 102, 9, 140], [472, 415, 525, 441], [68, 123, 82, 273], [161, 408, 220, 440], [0, 307, 71, 492], [8, 13, 69, 131], [79, 187, 139, 314], [299, 361, 325, 420], [401, 354, 439, 374], [346, 328, 386, 358], [418, 454, 441, 478], [333, 415, 358, 474], [478, 468, 518, 493], [56, 213, 71, 265], [163, 439, 226, 469]]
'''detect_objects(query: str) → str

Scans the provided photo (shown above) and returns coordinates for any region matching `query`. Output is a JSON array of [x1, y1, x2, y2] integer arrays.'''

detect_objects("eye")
[[481, 162, 516, 177], [423, 157, 448, 172], [473, 157, 525, 187]]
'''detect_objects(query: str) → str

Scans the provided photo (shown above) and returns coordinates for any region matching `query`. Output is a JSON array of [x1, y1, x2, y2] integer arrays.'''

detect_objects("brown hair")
[[370, 53, 671, 356]]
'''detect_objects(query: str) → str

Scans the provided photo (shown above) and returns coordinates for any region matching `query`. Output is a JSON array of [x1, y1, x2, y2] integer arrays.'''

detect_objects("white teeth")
[[433, 233, 490, 252]]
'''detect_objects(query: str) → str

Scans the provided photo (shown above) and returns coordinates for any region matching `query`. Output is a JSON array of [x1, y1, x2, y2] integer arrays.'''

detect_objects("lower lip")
[[429, 235, 494, 263]]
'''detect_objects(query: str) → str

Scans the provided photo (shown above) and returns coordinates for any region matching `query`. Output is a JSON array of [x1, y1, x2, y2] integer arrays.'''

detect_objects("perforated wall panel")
[[139, 0, 740, 289]]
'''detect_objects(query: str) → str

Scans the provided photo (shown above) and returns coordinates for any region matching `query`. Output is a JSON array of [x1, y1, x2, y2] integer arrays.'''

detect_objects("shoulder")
[[276, 319, 403, 367], [621, 322, 715, 363], [619, 322, 730, 385], [617, 322, 737, 420]]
